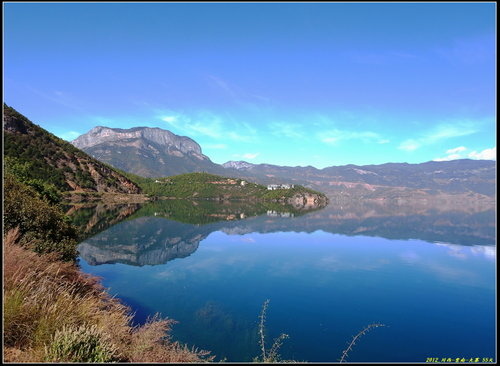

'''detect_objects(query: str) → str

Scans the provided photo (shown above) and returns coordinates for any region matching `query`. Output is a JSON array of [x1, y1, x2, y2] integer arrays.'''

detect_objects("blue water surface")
[[78, 212, 496, 362]]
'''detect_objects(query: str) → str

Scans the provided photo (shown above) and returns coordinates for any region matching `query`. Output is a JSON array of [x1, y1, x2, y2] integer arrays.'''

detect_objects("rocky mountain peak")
[[72, 126, 203, 156]]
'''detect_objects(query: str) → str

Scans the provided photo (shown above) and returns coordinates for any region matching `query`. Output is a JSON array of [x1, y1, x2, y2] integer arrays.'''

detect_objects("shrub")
[[3, 173, 77, 261], [4, 156, 62, 204], [45, 324, 119, 362]]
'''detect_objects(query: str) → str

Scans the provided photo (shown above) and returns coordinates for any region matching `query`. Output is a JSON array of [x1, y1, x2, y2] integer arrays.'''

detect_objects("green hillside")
[[4, 105, 142, 200], [123, 171, 327, 202]]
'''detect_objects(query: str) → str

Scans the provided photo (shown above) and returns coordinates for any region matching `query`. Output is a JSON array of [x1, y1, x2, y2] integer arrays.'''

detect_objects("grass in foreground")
[[3, 228, 214, 363]]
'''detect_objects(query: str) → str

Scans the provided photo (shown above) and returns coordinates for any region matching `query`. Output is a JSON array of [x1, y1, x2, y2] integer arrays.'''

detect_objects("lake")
[[71, 199, 496, 362]]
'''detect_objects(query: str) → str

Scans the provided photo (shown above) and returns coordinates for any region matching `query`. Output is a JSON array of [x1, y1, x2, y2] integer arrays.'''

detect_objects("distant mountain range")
[[72, 126, 496, 198]]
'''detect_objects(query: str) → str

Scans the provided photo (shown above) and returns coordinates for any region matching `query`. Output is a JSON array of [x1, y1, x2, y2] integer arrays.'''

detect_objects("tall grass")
[[3, 228, 214, 363]]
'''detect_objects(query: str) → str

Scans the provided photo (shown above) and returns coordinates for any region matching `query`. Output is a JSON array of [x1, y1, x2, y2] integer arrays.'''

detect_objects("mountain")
[[72, 126, 225, 177], [70, 125, 495, 199], [221, 159, 496, 198], [4, 105, 141, 195]]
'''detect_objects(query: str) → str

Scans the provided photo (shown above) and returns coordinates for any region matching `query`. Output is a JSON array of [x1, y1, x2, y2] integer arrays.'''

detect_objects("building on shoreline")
[[267, 184, 295, 190]]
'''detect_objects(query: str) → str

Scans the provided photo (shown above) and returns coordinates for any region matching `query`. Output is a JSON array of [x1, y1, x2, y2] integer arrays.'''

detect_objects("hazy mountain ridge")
[[222, 159, 496, 197]]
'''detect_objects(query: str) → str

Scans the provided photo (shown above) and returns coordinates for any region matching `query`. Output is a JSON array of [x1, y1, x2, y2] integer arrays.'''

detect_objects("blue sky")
[[3, 2, 496, 168]]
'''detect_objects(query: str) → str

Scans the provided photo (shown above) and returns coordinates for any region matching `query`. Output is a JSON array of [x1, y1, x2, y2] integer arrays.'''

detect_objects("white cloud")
[[434, 146, 496, 161], [399, 139, 421, 151], [433, 153, 463, 162], [446, 146, 467, 154], [433, 146, 469, 161], [243, 153, 259, 160], [468, 147, 496, 160], [161, 116, 177, 123], [470, 245, 496, 260]]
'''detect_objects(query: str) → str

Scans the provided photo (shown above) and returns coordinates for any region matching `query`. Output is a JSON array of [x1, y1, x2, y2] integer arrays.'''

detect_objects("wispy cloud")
[[24, 85, 87, 112], [158, 109, 258, 142], [206, 74, 239, 100], [205, 74, 270, 106], [243, 153, 259, 160], [312, 112, 390, 146], [269, 121, 304, 139], [446, 146, 467, 154], [399, 121, 479, 152], [320, 129, 388, 145], [162, 115, 177, 123], [161, 114, 220, 138]]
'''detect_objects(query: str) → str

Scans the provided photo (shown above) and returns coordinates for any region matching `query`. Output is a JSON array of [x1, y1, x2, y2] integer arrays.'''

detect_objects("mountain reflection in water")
[[71, 198, 495, 267]]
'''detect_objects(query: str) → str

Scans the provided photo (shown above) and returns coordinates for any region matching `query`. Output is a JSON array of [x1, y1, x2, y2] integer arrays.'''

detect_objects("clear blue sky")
[[3, 2, 496, 168]]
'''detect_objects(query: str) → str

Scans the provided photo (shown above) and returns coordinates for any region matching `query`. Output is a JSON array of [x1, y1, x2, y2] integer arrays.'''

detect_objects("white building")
[[267, 184, 295, 190]]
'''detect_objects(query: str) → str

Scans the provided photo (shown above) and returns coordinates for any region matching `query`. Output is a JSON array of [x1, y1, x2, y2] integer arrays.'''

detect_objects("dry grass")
[[3, 228, 214, 363]]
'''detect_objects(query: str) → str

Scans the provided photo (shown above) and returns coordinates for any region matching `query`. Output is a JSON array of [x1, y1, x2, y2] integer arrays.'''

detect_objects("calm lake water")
[[72, 199, 496, 362]]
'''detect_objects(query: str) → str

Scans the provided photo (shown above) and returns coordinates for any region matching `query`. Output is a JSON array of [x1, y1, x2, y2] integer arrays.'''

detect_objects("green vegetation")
[[122, 171, 327, 203], [4, 173, 78, 261], [5, 156, 63, 204], [45, 324, 119, 362], [4, 104, 141, 196]]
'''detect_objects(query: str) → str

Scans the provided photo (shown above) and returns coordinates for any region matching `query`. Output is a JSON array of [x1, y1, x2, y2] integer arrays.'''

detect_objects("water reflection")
[[72, 198, 496, 362], [71, 198, 495, 267]]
